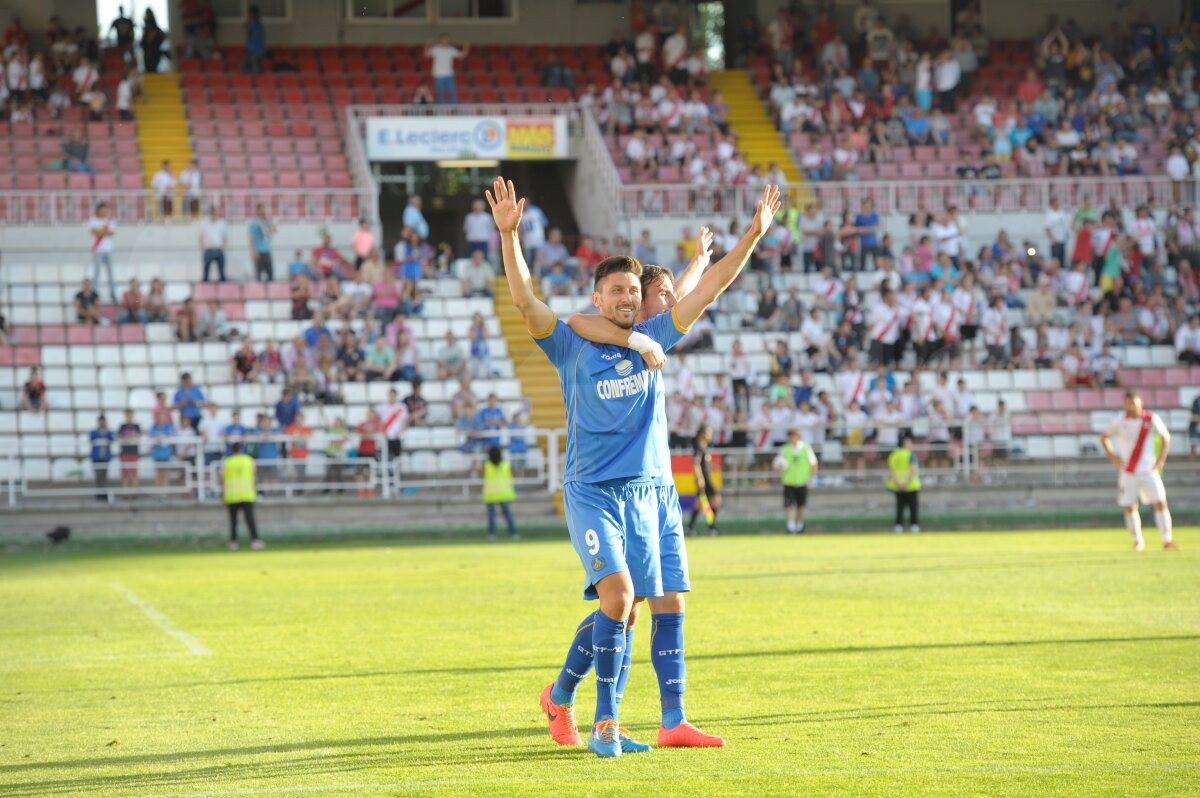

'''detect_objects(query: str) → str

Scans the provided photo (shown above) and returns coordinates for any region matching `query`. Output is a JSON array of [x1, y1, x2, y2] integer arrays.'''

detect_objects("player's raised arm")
[[486, 177, 555, 337], [674, 225, 714, 299], [566, 313, 667, 370], [673, 185, 781, 331]]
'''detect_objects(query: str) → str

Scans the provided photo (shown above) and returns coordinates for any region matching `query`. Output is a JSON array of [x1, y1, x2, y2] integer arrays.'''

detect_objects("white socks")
[[1155, 508, 1173, 544], [1125, 509, 1144, 546]]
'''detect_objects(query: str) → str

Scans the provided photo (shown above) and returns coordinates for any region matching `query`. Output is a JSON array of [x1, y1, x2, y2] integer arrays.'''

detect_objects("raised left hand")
[[749, 184, 783, 238]]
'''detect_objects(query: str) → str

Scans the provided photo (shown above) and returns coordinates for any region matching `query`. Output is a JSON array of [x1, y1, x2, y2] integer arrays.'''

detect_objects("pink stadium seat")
[[242, 283, 267, 300], [1050, 391, 1078, 411], [265, 282, 291, 300], [0, 348, 12, 367], [67, 326, 93, 345], [1026, 392, 1052, 411], [118, 325, 145, 344], [15, 347, 40, 366], [1139, 369, 1167, 388], [93, 326, 119, 344]]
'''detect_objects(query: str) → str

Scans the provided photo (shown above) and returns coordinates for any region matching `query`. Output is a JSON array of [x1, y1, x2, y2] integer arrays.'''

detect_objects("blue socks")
[[651, 612, 687, 729], [615, 626, 634, 706], [551, 611, 596, 706], [592, 611, 626, 723]]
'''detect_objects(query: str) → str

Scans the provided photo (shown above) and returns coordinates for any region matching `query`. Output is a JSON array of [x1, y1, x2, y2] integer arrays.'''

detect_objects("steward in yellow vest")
[[484, 446, 518, 541], [223, 442, 264, 549], [773, 428, 819, 534], [887, 435, 921, 534]]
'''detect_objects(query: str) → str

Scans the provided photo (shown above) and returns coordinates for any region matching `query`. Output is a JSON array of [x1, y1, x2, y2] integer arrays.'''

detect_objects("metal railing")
[[2, 427, 561, 507], [0, 188, 374, 226], [4, 416, 1196, 509], [615, 176, 1199, 221]]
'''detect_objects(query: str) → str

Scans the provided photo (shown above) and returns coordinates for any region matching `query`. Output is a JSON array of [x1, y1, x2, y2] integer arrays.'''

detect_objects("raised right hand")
[[485, 177, 525, 234]]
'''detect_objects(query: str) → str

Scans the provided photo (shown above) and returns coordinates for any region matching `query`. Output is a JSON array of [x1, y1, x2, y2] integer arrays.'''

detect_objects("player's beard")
[[603, 300, 639, 329]]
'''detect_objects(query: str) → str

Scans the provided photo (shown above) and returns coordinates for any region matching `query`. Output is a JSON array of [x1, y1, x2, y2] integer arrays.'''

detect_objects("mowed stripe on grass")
[[0, 529, 1197, 797]]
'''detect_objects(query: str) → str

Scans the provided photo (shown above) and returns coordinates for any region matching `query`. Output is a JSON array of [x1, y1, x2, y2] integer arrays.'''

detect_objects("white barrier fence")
[[617, 176, 1199, 219], [3, 418, 1196, 508], [0, 188, 374, 226]]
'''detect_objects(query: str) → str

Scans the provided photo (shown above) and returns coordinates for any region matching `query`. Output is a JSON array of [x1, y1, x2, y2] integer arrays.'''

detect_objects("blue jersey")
[[534, 309, 687, 486]]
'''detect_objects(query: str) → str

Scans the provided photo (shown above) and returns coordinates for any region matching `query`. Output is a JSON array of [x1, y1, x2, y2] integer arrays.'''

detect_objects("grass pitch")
[[1, 527, 1197, 797]]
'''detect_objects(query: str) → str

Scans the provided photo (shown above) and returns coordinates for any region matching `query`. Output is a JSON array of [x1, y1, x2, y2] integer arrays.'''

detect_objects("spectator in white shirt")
[[72, 55, 99, 101], [634, 25, 657, 82], [459, 250, 495, 298], [151, 159, 176, 218], [179, 160, 202, 217], [463, 199, 493, 259], [87, 202, 118, 302], [662, 25, 688, 84], [933, 50, 961, 112], [199, 206, 228, 283], [426, 34, 468, 105], [1044, 196, 1068, 265], [1166, 145, 1190, 187], [115, 67, 134, 120]]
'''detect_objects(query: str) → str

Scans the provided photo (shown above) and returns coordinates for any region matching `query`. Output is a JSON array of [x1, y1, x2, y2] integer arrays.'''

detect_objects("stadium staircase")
[[708, 70, 806, 198], [136, 74, 194, 209]]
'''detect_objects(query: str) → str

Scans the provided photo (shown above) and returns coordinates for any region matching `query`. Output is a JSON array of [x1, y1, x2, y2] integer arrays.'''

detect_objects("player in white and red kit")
[[1099, 391, 1177, 551]]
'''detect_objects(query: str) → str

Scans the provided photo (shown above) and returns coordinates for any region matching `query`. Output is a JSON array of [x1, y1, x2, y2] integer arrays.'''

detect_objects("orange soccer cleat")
[[657, 721, 726, 748], [539, 683, 583, 746], [1164, 541, 1181, 550]]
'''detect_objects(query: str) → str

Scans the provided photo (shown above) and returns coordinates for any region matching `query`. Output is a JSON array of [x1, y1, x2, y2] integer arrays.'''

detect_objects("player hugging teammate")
[[488, 176, 781, 757]]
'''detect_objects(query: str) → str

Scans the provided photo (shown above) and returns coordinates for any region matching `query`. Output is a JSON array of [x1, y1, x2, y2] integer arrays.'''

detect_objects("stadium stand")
[[1, 2, 1198, 507]]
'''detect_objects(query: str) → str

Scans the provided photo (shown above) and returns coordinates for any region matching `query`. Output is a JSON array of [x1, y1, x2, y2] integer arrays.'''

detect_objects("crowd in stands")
[[41, 357, 535, 500], [0, 9, 158, 126], [752, 3, 1200, 183]]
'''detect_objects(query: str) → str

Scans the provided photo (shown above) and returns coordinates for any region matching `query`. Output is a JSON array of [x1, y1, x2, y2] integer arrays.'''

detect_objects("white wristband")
[[626, 331, 659, 354]]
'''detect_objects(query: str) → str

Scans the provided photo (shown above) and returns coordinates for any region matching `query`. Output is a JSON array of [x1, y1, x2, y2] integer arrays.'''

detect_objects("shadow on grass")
[[32, 634, 1200, 694], [704, 555, 1146, 582], [705, 699, 1200, 728], [0, 726, 572, 796]]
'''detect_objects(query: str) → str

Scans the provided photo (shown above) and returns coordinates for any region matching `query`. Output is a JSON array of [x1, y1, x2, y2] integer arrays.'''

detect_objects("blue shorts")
[[656, 484, 691, 594], [564, 479, 661, 601]]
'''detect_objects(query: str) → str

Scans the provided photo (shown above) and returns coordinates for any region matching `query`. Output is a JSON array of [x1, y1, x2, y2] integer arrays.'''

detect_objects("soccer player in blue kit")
[[487, 177, 780, 758]]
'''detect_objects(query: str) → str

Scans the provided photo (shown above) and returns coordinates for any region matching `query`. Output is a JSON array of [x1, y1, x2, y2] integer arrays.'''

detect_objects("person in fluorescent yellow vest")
[[483, 445, 519, 541], [773, 428, 819, 534], [224, 441, 264, 550], [887, 434, 921, 534]]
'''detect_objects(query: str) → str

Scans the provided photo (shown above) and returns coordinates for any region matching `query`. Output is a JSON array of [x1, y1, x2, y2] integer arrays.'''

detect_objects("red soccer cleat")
[[657, 721, 725, 748], [1164, 541, 1181, 551], [539, 683, 583, 746]]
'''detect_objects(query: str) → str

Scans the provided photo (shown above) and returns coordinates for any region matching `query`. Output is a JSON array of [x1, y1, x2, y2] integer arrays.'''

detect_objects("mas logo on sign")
[[506, 121, 556, 159]]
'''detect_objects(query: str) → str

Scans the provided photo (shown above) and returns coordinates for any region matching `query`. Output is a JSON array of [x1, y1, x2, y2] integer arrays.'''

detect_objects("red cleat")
[[1164, 541, 1181, 550], [539, 683, 583, 746], [657, 721, 725, 748]]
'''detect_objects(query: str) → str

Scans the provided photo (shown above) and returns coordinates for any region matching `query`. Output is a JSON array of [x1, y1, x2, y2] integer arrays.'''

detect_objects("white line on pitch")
[[110, 582, 212, 656], [0, 652, 192, 667]]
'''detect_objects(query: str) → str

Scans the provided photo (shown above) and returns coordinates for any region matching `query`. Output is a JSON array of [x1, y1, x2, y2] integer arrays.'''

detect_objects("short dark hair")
[[231, 441, 243, 454], [639, 263, 672, 291], [593, 255, 642, 291]]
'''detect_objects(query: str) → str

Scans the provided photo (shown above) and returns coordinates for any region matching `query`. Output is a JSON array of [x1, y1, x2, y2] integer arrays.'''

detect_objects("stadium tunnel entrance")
[[377, 160, 581, 263]]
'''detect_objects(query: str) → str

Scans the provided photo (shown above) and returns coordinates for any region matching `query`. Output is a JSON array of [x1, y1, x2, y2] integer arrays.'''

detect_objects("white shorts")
[[1117, 471, 1166, 507]]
